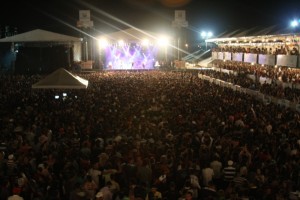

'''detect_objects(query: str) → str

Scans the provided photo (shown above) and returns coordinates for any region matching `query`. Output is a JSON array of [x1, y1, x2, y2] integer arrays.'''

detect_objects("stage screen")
[[103, 43, 158, 70]]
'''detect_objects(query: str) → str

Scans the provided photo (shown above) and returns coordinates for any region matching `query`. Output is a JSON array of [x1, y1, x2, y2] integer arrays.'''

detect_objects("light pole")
[[201, 31, 213, 50]]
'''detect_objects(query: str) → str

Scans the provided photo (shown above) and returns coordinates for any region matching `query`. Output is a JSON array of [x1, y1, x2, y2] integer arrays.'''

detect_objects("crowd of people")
[[212, 45, 299, 55], [202, 60, 300, 103], [0, 69, 300, 200]]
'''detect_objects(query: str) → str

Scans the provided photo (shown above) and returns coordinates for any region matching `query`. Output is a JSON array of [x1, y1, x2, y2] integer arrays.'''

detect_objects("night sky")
[[1, 0, 300, 39]]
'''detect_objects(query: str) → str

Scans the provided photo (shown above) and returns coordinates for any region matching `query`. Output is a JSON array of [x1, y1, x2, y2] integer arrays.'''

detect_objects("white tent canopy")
[[32, 68, 88, 89], [0, 29, 82, 42], [0, 29, 82, 61]]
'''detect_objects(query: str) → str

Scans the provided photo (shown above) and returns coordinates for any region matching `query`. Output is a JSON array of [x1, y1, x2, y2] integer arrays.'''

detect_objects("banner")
[[232, 53, 243, 62], [225, 52, 232, 60], [79, 10, 91, 21], [276, 55, 297, 68], [258, 54, 276, 66], [244, 53, 257, 63], [212, 52, 218, 59], [175, 10, 186, 22], [217, 52, 224, 60], [78, 10, 94, 28]]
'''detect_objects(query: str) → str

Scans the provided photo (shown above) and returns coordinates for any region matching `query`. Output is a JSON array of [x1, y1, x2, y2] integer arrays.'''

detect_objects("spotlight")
[[98, 38, 108, 48], [291, 19, 299, 27], [158, 36, 169, 46]]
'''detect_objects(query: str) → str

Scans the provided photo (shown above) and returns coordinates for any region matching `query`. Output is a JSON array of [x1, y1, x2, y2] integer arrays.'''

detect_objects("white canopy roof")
[[0, 29, 82, 43], [32, 68, 88, 89]]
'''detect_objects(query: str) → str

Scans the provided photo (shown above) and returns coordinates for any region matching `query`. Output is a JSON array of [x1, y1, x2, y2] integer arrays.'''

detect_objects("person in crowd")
[[198, 181, 219, 200]]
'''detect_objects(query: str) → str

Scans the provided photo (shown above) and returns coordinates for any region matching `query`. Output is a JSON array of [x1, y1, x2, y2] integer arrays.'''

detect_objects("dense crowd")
[[202, 60, 300, 103], [212, 45, 299, 55], [1, 70, 300, 200], [210, 60, 300, 84]]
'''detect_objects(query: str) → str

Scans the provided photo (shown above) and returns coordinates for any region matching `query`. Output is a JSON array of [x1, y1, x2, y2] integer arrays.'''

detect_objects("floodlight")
[[98, 38, 108, 48], [291, 19, 299, 27], [158, 36, 169, 46], [201, 31, 207, 38], [207, 31, 213, 38]]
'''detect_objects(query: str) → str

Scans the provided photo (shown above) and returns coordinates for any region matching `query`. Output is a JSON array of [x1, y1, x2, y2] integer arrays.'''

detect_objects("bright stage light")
[[291, 19, 299, 27], [201, 31, 207, 38], [98, 38, 108, 48], [118, 40, 125, 46], [158, 36, 169, 46]]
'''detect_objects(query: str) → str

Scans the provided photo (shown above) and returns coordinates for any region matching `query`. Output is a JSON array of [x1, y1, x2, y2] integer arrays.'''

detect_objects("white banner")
[[258, 54, 276, 66], [232, 53, 243, 62], [79, 10, 91, 21], [212, 52, 218, 59], [225, 52, 232, 60], [276, 55, 297, 68], [175, 10, 186, 22], [217, 52, 224, 60], [244, 53, 257, 63]]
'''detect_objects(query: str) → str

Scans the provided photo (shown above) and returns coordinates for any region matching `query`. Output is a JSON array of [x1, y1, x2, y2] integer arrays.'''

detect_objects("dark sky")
[[1, 0, 300, 39]]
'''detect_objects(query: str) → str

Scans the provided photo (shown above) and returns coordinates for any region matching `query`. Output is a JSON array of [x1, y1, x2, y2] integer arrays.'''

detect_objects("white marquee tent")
[[32, 68, 88, 89]]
